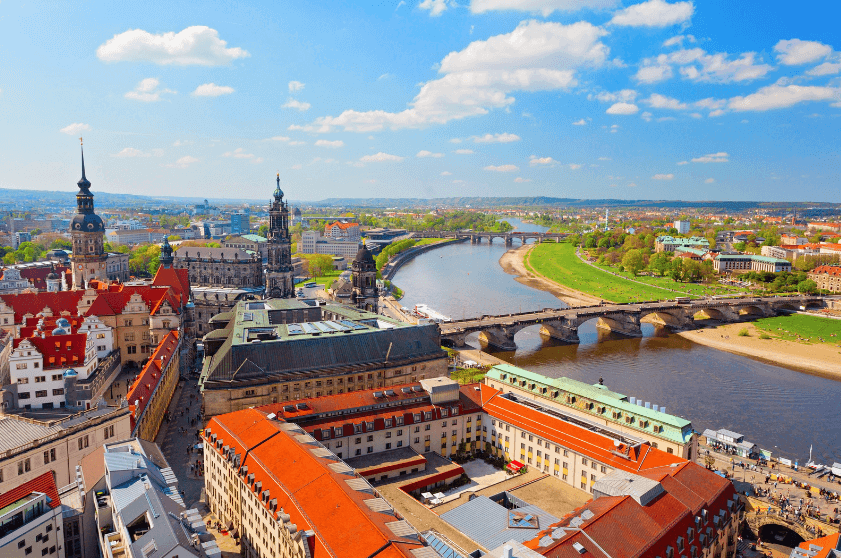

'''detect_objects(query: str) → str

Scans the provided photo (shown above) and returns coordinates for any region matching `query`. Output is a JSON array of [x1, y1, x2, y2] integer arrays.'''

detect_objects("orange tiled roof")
[[206, 408, 425, 558], [127, 331, 180, 431], [14, 332, 89, 370], [326, 221, 359, 230], [0, 471, 60, 512], [0, 291, 85, 323], [811, 265, 841, 276], [794, 533, 841, 558]]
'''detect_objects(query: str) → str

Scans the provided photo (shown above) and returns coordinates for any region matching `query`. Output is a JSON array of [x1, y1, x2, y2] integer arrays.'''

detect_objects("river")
[[394, 218, 841, 465]]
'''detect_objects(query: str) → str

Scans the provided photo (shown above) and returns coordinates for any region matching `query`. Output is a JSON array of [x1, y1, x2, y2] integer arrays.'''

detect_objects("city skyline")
[[1, 0, 840, 202]]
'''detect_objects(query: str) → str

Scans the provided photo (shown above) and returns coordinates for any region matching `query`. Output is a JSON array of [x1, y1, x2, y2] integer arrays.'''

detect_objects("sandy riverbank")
[[499, 244, 603, 307], [679, 322, 841, 380]]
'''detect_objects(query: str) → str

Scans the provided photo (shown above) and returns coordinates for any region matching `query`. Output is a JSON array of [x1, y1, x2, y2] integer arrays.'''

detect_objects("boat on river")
[[414, 304, 451, 323]]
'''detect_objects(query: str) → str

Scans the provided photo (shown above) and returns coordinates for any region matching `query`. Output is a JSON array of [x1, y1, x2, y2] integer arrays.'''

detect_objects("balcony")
[[103, 532, 126, 558]]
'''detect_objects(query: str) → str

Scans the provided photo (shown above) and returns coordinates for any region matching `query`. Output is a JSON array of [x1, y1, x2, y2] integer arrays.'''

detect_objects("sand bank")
[[499, 244, 603, 307], [679, 323, 841, 380]]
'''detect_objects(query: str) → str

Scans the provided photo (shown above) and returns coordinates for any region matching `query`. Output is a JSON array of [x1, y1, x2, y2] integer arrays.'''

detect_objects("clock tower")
[[265, 174, 295, 298], [69, 141, 107, 289]]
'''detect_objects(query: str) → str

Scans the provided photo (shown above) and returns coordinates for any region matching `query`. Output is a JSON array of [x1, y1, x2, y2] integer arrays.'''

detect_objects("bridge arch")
[[737, 305, 767, 317], [757, 520, 808, 547], [639, 309, 693, 330]]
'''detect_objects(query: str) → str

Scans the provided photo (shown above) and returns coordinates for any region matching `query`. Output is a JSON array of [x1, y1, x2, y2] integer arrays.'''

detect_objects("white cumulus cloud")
[[223, 148, 258, 159], [589, 89, 637, 103], [288, 81, 305, 92], [96, 26, 249, 66], [112, 147, 163, 158], [572, 118, 588, 126], [282, 98, 311, 111], [441, 171, 453, 176], [568, 163, 582, 169], [167, 155, 199, 168], [529, 156, 556, 166], [652, 173, 674, 180], [634, 65, 673, 83], [470, 0, 617, 16], [419, 0, 450, 16], [610, 0, 694, 27], [774, 39, 832, 65], [636, 48, 773, 84], [296, 20, 605, 132], [484, 164, 519, 172], [60, 123, 91, 135], [691, 152, 729, 163], [454, 149, 475, 154], [704, 178, 715, 183], [606, 102, 639, 114], [514, 177, 533, 182], [315, 139, 344, 148], [729, 84, 841, 111], [192, 83, 234, 97], [417, 150, 444, 158], [360, 152, 404, 162], [125, 78, 175, 102], [645, 93, 687, 110], [471, 133, 521, 143]]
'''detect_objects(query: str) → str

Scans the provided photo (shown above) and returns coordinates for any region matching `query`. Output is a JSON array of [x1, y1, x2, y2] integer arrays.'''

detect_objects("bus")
[[674, 296, 691, 304]]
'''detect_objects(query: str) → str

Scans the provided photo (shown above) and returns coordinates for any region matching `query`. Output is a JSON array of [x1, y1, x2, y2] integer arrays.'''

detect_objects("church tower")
[[70, 140, 107, 289], [265, 174, 294, 298], [159, 236, 174, 268], [351, 242, 378, 313]]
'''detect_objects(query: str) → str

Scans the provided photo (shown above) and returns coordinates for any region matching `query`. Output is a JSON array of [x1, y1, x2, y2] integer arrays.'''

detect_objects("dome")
[[56, 318, 71, 328], [70, 212, 105, 232], [52, 327, 67, 336], [354, 243, 375, 264], [46, 271, 59, 280], [63, 369, 78, 378]]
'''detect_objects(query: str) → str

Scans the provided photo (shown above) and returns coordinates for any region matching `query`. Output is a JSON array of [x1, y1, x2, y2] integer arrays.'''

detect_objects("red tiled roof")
[[811, 265, 841, 276], [480, 383, 681, 474], [127, 331, 180, 431], [326, 221, 359, 230], [14, 333, 90, 370], [19, 315, 84, 338], [206, 409, 425, 558], [18, 265, 70, 290], [0, 291, 85, 323], [795, 533, 841, 558], [152, 266, 191, 299], [0, 471, 60, 512]]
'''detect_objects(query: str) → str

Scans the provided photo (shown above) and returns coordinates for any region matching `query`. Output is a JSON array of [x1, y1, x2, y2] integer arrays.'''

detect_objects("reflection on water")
[[392, 219, 841, 464]]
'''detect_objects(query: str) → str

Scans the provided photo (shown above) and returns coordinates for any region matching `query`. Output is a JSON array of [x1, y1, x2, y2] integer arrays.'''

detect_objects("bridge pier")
[[596, 315, 642, 337], [539, 322, 580, 344], [505, 237, 513, 247], [478, 326, 518, 351], [447, 333, 468, 348]]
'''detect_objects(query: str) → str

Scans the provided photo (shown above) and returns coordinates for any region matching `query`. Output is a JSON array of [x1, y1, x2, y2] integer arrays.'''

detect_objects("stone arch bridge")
[[439, 295, 826, 350], [411, 230, 568, 246]]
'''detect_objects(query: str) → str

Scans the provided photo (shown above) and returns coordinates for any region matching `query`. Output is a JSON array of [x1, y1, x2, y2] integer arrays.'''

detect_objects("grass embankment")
[[414, 237, 445, 246], [525, 243, 679, 303], [750, 314, 841, 345], [590, 262, 744, 298], [307, 269, 342, 289]]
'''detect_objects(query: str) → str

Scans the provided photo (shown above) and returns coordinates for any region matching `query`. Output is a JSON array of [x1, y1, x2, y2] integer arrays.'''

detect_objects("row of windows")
[[18, 389, 64, 399]]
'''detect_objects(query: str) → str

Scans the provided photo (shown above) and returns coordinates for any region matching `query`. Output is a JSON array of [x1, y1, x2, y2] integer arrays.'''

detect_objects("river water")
[[394, 219, 841, 465]]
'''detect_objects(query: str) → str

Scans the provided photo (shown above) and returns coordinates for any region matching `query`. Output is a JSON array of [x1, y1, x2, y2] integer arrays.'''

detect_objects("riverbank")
[[499, 245, 602, 307], [679, 322, 841, 380]]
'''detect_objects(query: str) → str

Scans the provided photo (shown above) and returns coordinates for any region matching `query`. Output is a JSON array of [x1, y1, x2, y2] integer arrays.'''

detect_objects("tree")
[[301, 254, 333, 278], [622, 249, 644, 276], [258, 224, 268, 237], [669, 257, 685, 282], [648, 252, 670, 276], [797, 279, 817, 294]]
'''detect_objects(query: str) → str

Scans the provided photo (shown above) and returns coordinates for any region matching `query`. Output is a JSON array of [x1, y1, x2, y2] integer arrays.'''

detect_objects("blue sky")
[[1, 0, 839, 202]]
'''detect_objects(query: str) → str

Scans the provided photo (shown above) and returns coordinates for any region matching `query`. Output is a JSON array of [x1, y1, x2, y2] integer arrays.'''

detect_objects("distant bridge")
[[439, 295, 826, 350], [411, 230, 568, 246]]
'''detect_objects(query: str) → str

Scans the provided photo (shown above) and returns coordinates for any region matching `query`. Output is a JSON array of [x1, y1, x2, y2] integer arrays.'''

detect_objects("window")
[[397, 429, 402, 436], [52, 389, 64, 396], [18, 458, 31, 475], [582, 458, 587, 466], [127, 345, 137, 354], [124, 332, 135, 341], [51, 374, 62, 381], [385, 432, 392, 438], [563, 449, 568, 457], [18, 377, 28, 384], [16, 363, 27, 369], [355, 438, 361, 444], [367, 435, 373, 442], [367, 446, 373, 454], [35, 390, 47, 398], [18, 540, 25, 549], [18, 392, 30, 399], [425, 424, 430, 431], [78, 436, 89, 450], [35, 376, 46, 383], [667, 447, 674, 454], [385, 443, 392, 450]]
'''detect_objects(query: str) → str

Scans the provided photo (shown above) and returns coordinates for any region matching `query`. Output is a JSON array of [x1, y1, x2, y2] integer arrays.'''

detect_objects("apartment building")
[[0, 405, 131, 494], [809, 265, 841, 293], [0, 471, 65, 558], [713, 254, 792, 274], [483, 364, 697, 460], [126, 331, 181, 441], [300, 230, 359, 258], [324, 221, 361, 241]]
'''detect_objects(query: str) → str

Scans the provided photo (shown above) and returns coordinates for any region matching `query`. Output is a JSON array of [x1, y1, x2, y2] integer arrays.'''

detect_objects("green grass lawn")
[[307, 269, 342, 289], [591, 262, 744, 298], [751, 314, 841, 345], [450, 367, 488, 384], [526, 243, 693, 303], [414, 237, 445, 246]]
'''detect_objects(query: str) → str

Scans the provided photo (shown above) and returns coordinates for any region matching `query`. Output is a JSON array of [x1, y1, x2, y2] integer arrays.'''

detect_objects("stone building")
[[351, 243, 378, 312], [265, 174, 295, 298], [126, 331, 181, 441], [223, 234, 268, 260], [173, 246, 262, 288], [69, 144, 108, 289], [191, 286, 260, 337], [809, 265, 841, 293], [199, 298, 448, 416]]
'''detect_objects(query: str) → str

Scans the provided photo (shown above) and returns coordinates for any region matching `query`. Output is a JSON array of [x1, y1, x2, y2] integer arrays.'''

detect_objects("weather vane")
[[79, 137, 83, 146]]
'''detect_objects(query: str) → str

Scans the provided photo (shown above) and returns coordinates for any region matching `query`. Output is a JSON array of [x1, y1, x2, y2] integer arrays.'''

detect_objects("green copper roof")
[[485, 364, 693, 444], [240, 234, 267, 242]]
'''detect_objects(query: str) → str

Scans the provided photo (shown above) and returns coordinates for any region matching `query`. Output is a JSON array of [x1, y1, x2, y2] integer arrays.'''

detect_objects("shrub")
[[759, 333, 771, 340], [738, 328, 750, 337]]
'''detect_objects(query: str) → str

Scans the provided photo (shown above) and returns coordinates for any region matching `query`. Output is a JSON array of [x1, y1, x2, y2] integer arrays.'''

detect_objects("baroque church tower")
[[351, 243, 378, 313], [265, 174, 294, 298], [70, 141, 107, 289]]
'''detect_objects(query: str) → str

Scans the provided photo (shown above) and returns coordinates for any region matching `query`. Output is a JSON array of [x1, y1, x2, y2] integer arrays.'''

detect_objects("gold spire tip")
[[79, 137, 83, 146]]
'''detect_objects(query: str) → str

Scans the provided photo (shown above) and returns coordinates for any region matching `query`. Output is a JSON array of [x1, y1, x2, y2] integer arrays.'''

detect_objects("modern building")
[[483, 364, 697, 460], [265, 175, 295, 299], [174, 246, 263, 288], [760, 245, 820, 261], [0, 471, 65, 558], [673, 220, 691, 234], [808, 265, 841, 293], [655, 236, 710, 253], [88, 438, 220, 558], [13, 231, 32, 249], [69, 145, 108, 289], [199, 298, 448, 416], [713, 254, 792, 274], [300, 230, 360, 258], [231, 209, 250, 236], [0, 404, 131, 494], [324, 221, 361, 242]]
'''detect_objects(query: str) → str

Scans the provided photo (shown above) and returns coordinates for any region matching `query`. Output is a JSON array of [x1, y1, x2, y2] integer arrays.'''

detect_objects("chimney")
[[502, 545, 513, 558]]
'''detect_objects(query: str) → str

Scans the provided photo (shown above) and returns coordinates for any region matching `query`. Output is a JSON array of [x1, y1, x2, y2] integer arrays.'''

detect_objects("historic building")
[[126, 331, 181, 441], [199, 298, 448, 416], [69, 144, 108, 289], [324, 220, 361, 241], [351, 242, 378, 312], [265, 174, 295, 298], [809, 264, 841, 293], [173, 246, 262, 288]]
